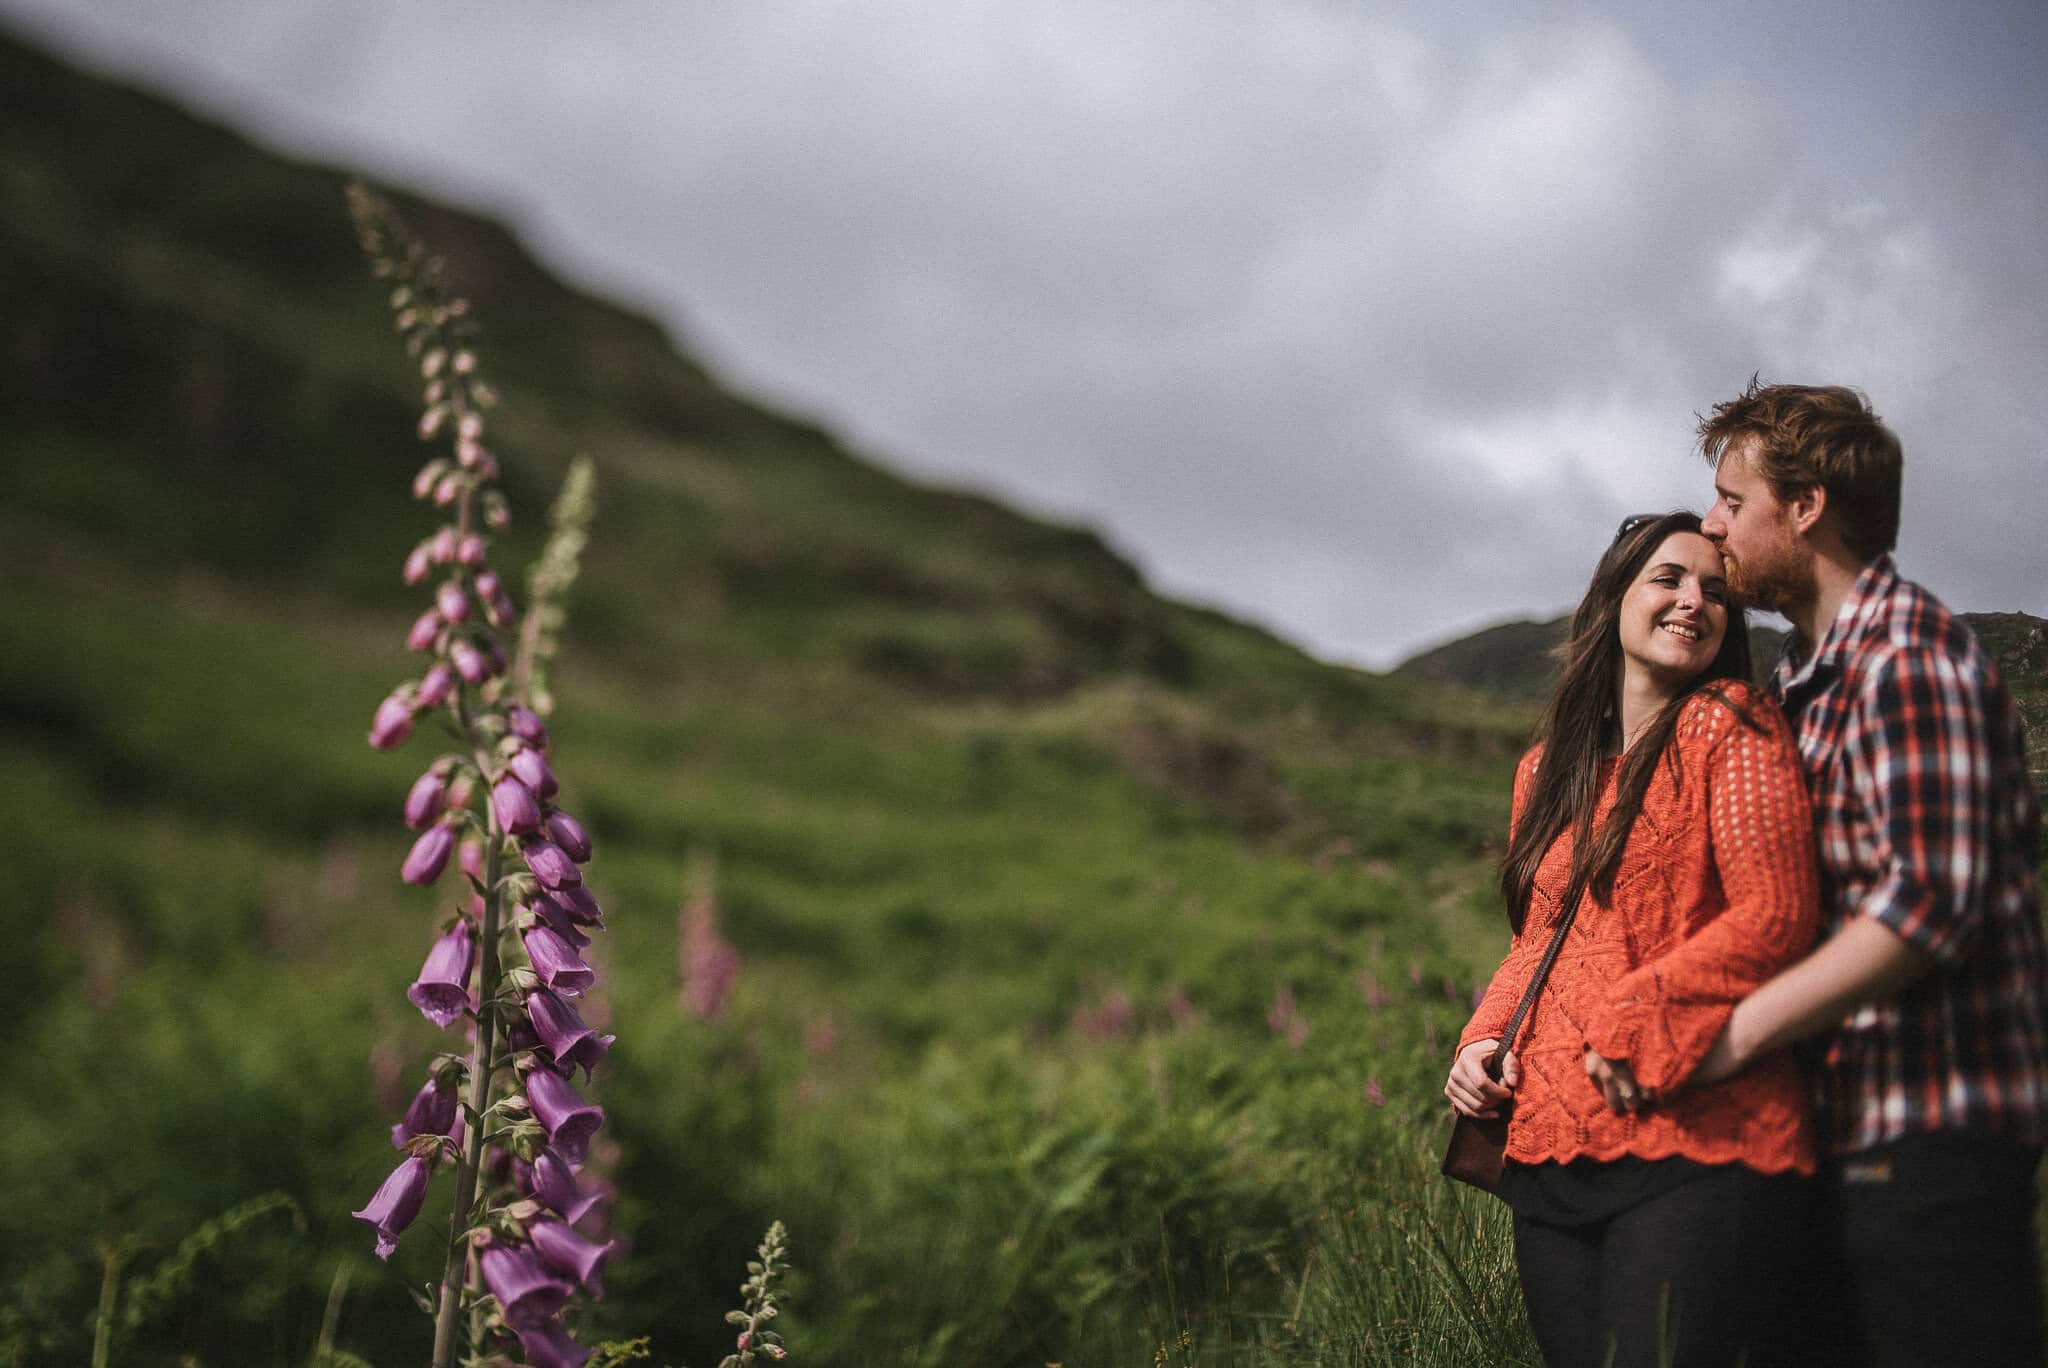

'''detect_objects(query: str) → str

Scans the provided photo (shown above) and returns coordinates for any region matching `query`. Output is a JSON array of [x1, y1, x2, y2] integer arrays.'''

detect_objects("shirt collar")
[[1775, 554, 1898, 693]]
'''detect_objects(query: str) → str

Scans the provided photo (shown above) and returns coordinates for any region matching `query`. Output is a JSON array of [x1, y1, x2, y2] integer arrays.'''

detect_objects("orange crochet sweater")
[[1458, 681, 1821, 1175]]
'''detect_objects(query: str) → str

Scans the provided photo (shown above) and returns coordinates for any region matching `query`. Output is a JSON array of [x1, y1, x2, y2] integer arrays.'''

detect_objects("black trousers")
[[1803, 1130, 2044, 1368], [1512, 1164, 1811, 1368]]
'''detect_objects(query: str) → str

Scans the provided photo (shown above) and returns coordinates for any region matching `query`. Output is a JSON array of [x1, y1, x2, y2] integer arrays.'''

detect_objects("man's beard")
[[1725, 539, 1810, 618]]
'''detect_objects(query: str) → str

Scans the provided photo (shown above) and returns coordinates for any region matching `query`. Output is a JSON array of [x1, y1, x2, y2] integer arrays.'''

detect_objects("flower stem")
[[431, 722, 506, 1368]]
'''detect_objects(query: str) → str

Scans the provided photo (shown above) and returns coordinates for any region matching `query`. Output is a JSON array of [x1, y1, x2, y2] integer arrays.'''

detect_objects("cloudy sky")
[[6, 1, 2044, 667]]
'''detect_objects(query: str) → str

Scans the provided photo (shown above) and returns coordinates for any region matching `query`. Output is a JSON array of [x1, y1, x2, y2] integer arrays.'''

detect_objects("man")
[[1686, 380, 2046, 1364]]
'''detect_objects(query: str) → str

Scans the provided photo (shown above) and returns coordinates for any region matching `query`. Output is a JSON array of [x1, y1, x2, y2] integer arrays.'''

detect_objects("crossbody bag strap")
[[1485, 877, 1588, 1079]]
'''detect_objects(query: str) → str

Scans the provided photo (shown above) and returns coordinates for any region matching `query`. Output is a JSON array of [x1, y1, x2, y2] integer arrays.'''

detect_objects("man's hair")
[[1696, 378, 1903, 560]]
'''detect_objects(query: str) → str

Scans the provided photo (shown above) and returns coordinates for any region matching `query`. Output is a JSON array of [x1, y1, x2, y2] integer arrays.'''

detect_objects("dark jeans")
[[1803, 1130, 2045, 1368], [1512, 1163, 1810, 1368]]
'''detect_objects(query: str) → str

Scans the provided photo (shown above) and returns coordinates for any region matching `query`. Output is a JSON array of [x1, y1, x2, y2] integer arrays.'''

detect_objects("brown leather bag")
[[1440, 878, 1586, 1195]]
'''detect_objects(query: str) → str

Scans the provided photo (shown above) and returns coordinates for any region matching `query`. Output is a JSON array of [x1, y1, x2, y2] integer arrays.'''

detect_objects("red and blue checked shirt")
[[1770, 555, 2048, 1154]]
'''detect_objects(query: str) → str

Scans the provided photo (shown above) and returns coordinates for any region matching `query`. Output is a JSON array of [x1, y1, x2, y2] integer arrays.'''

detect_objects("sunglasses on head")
[[1614, 513, 1660, 542]]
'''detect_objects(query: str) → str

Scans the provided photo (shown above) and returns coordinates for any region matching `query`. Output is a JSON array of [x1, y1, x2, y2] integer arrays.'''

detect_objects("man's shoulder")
[[1845, 571, 1990, 693]]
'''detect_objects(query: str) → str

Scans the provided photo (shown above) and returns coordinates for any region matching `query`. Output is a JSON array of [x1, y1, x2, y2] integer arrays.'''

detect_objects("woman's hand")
[[1584, 1048, 1645, 1115], [1445, 1038, 1519, 1118]]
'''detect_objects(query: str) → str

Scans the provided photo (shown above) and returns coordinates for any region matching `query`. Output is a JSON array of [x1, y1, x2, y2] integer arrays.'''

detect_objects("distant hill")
[[1395, 615, 1790, 701], [1396, 608, 2048, 780]]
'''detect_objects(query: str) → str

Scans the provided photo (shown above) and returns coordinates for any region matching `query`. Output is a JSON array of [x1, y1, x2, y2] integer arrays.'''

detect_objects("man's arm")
[[1690, 917, 1931, 1086]]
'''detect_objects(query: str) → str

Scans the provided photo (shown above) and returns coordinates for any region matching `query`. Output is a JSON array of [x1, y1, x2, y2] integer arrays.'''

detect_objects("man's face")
[[1701, 438, 1811, 614]]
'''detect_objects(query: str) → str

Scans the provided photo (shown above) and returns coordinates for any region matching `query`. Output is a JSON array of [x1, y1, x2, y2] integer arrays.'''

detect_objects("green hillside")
[[1, 31, 1538, 1368]]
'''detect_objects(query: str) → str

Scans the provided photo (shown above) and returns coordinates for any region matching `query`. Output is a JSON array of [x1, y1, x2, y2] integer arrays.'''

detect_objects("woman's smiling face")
[[1617, 531, 1729, 696]]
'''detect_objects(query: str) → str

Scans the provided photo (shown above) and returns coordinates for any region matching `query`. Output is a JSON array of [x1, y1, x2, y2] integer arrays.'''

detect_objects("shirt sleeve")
[[1459, 747, 1548, 1055], [1580, 704, 1821, 1095], [1845, 642, 1998, 964]]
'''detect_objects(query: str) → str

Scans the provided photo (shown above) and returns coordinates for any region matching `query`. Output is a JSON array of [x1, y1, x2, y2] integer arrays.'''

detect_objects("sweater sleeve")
[[1580, 700, 1821, 1096], [1458, 747, 1547, 1055]]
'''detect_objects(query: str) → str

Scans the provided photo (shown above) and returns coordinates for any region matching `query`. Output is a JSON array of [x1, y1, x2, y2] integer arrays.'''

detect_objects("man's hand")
[[1445, 1038, 1519, 1118], [1585, 1048, 1645, 1115], [1688, 917, 1932, 1089]]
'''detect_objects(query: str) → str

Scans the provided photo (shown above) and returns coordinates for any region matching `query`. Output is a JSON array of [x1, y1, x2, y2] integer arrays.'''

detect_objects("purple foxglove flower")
[[530, 1218, 614, 1296], [532, 897, 591, 948], [401, 823, 457, 887], [351, 1155, 429, 1261], [403, 542, 433, 584], [405, 607, 442, 653], [403, 769, 448, 830], [506, 705, 549, 747], [450, 640, 489, 685], [408, 921, 474, 1027], [522, 839, 581, 890], [416, 661, 456, 708], [459, 837, 486, 882], [552, 885, 604, 927], [492, 777, 543, 836], [436, 580, 470, 624], [478, 1244, 572, 1330], [544, 811, 592, 863], [505, 1018, 543, 1056], [389, 1073, 460, 1148], [412, 463, 441, 500], [433, 473, 462, 506], [508, 747, 559, 799], [484, 639, 509, 678], [516, 1319, 592, 1368], [523, 924, 595, 997], [525, 1067, 603, 1164], [487, 594, 516, 629], [456, 533, 486, 566], [430, 526, 458, 563], [475, 567, 503, 599], [369, 693, 415, 750], [528, 989, 613, 1076], [530, 1147, 604, 1224], [485, 497, 510, 530]]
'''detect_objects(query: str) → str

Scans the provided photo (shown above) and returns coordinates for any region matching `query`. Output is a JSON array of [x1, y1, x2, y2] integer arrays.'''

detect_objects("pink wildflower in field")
[[679, 868, 739, 1022], [805, 1013, 839, 1058], [1364, 1075, 1386, 1107], [1356, 970, 1390, 1010], [1166, 984, 1198, 1029], [1073, 988, 1135, 1039], [1267, 984, 1309, 1050]]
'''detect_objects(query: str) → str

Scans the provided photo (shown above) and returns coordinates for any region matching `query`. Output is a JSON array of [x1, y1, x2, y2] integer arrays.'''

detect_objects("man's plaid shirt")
[[1771, 555, 2048, 1154]]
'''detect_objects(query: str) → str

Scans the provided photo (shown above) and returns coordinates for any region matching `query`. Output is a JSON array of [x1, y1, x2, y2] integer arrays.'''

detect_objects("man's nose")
[[1701, 506, 1727, 540]]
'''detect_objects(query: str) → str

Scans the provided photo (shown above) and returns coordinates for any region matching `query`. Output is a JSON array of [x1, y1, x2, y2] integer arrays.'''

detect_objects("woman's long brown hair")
[[1499, 511, 1757, 932]]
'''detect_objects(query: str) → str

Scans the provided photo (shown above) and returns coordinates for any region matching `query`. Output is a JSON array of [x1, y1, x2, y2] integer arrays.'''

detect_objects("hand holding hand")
[[1445, 1038, 1519, 1119]]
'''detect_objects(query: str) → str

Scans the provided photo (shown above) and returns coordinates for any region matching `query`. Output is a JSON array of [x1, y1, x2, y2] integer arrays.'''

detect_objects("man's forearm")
[[1693, 917, 1933, 1086]]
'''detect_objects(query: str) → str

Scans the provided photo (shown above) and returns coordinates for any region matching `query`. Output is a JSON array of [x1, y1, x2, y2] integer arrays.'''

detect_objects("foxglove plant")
[[719, 1222, 791, 1367], [346, 183, 615, 1368]]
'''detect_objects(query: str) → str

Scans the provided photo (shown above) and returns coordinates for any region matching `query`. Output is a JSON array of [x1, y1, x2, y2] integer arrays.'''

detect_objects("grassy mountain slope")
[[1, 31, 1536, 1367]]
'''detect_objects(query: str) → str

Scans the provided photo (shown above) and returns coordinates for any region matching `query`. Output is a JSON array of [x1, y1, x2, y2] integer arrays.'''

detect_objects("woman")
[[1444, 511, 1820, 1368]]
